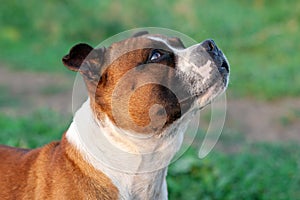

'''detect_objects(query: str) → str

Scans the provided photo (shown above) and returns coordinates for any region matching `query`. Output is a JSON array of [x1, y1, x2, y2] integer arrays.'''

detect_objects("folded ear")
[[62, 43, 93, 72], [62, 43, 105, 81]]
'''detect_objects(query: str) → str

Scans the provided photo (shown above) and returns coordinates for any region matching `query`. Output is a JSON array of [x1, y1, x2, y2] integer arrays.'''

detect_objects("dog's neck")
[[66, 99, 192, 199]]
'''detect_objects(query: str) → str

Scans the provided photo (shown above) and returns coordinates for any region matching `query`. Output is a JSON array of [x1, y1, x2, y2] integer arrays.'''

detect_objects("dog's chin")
[[194, 79, 227, 111]]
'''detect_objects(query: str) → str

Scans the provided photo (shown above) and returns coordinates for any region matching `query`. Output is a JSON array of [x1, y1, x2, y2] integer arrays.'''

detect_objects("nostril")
[[220, 61, 229, 73], [201, 39, 217, 53]]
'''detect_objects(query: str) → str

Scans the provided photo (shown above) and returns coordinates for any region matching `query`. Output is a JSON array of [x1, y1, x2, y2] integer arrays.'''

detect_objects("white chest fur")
[[66, 100, 192, 199]]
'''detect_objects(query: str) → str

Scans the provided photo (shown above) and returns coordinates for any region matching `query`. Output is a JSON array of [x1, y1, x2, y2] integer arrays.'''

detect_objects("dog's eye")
[[150, 50, 162, 62], [147, 49, 173, 64]]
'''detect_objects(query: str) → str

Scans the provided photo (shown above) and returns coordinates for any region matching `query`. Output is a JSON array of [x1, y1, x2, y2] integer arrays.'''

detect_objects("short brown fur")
[[0, 135, 118, 200]]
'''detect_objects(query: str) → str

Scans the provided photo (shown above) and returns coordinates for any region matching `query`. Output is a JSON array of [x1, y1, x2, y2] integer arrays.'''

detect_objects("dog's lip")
[[219, 59, 229, 74], [213, 49, 230, 86]]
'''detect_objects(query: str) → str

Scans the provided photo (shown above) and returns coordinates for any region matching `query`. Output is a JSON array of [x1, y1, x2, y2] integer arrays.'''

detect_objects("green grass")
[[0, 0, 300, 99], [0, 86, 20, 107], [0, 110, 69, 148], [168, 143, 300, 200]]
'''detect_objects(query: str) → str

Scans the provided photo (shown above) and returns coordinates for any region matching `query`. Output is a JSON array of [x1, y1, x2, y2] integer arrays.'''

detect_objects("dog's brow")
[[147, 36, 184, 53]]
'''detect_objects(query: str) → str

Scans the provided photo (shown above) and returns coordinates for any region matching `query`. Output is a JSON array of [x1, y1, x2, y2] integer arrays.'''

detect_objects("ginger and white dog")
[[0, 31, 229, 200]]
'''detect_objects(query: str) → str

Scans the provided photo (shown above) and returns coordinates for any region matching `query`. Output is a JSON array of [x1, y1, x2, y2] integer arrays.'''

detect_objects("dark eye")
[[150, 50, 162, 62], [147, 49, 173, 64]]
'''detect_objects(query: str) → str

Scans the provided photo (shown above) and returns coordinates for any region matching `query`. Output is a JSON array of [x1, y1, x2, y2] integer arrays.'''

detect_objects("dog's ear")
[[62, 43, 93, 72], [132, 31, 149, 37], [62, 43, 105, 80]]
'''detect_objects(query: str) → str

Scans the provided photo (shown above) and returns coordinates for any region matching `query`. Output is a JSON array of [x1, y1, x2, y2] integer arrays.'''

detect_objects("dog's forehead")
[[107, 34, 185, 56], [145, 34, 185, 50]]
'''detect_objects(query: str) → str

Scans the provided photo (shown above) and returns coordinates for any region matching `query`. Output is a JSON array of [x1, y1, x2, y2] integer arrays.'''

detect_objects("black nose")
[[201, 39, 218, 54], [201, 39, 229, 74]]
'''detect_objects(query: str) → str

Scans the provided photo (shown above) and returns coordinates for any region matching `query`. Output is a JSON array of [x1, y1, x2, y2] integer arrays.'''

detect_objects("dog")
[[0, 31, 229, 199]]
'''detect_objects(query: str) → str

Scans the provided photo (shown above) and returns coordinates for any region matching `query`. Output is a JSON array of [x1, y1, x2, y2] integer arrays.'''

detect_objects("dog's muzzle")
[[200, 39, 230, 85]]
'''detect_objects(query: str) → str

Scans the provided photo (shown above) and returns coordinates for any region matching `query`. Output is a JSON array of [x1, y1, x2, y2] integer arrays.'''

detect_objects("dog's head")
[[63, 31, 229, 135]]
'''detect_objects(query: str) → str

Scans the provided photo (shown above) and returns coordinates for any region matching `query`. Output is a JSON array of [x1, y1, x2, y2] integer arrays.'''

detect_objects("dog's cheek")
[[127, 85, 181, 133], [128, 85, 159, 128]]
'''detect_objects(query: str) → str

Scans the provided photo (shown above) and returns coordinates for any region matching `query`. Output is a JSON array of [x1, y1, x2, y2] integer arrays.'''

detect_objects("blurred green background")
[[0, 0, 300, 199]]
